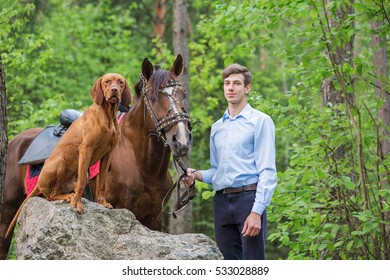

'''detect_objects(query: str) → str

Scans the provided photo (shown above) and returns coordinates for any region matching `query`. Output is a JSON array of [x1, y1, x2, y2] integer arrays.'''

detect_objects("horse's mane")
[[134, 66, 172, 103], [149, 66, 171, 102]]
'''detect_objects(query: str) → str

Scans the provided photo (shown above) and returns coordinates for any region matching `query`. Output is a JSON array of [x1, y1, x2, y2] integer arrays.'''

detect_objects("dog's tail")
[[5, 185, 41, 239]]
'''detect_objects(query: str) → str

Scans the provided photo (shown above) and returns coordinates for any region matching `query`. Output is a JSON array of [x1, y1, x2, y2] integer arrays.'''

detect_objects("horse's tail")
[[5, 185, 41, 239]]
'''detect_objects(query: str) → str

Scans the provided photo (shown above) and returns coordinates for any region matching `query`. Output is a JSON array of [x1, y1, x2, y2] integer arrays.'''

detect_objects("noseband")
[[140, 75, 192, 143]]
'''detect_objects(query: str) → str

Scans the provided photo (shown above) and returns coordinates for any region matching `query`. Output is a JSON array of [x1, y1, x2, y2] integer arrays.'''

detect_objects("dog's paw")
[[76, 205, 84, 214], [97, 198, 113, 209], [70, 199, 84, 214], [73, 203, 84, 214], [101, 201, 113, 209], [63, 193, 75, 203]]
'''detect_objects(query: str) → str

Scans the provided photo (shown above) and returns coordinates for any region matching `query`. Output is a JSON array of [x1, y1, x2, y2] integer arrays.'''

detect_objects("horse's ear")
[[121, 80, 132, 107], [170, 54, 184, 77], [90, 77, 104, 105], [141, 58, 154, 80]]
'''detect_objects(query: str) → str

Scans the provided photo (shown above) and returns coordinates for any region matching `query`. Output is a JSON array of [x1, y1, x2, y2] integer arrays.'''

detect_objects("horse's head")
[[136, 54, 192, 157]]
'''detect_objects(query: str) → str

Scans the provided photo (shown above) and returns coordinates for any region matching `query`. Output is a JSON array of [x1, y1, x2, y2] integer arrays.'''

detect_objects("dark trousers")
[[213, 190, 267, 260]]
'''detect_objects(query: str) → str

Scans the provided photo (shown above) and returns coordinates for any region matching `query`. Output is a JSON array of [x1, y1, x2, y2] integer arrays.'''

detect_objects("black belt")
[[219, 183, 257, 194]]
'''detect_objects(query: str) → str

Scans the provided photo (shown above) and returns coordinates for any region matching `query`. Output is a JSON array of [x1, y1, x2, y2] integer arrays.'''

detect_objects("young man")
[[184, 63, 277, 260]]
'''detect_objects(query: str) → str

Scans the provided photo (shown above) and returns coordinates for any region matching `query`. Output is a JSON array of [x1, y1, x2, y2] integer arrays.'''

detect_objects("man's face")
[[223, 73, 251, 105]]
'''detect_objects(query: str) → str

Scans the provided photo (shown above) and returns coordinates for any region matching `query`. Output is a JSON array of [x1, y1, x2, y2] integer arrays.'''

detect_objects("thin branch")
[[373, 0, 390, 25]]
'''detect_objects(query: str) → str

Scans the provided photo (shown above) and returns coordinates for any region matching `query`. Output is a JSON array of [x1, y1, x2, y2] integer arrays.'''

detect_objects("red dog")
[[5, 73, 131, 238]]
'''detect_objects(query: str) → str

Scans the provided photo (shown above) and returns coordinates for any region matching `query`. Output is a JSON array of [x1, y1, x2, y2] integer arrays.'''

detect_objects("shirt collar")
[[223, 103, 252, 121]]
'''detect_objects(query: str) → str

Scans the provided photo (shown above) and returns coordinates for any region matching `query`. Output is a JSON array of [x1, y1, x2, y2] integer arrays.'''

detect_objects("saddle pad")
[[19, 126, 60, 165], [89, 161, 100, 180], [25, 164, 42, 195], [25, 163, 99, 195]]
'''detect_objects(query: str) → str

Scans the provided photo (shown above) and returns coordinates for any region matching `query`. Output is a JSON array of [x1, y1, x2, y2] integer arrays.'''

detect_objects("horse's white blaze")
[[165, 87, 188, 145]]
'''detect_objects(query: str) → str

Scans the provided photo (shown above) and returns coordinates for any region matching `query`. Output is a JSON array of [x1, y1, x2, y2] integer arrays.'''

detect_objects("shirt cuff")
[[252, 202, 266, 215], [199, 170, 213, 184]]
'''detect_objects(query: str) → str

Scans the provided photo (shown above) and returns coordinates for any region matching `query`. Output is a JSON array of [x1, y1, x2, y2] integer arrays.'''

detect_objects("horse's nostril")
[[178, 145, 189, 156]]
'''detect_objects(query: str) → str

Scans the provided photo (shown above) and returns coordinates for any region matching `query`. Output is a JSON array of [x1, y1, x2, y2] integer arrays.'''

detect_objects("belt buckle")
[[222, 187, 241, 194], [222, 187, 235, 194]]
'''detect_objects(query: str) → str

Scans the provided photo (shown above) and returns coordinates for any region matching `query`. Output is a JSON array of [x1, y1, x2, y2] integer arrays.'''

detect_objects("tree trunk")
[[371, 20, 390, 161], [319, 0, 367, 258], [172, 0, 190, 92], [0, 55, 8, 218], [169, 0, 192, 234], [154, 0, 167, 37], [371, 19, 390, 258], [320, 1, 355, 164]]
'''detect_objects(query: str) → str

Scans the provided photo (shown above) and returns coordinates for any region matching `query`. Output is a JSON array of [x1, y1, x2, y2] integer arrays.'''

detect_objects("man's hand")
[[242, 212, 261, 237], [182, 168, 197, 186]]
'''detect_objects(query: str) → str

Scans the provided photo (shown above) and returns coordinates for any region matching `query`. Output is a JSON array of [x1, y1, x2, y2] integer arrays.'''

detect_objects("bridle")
[[139, 74, 196, 218], [140, 74, 192, 145]]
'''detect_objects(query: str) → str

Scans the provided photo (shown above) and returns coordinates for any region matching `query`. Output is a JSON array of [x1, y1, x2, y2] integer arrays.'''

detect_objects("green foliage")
[[8, 94, 83, 138], [1, 0, 171, 137], [189, 0, 390, 259], [1, 0, 389, 260]]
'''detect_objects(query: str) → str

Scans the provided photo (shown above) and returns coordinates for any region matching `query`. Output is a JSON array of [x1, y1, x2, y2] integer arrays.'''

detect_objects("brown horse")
[[0, 55, 192, 259], [101, 55, 192, 229]]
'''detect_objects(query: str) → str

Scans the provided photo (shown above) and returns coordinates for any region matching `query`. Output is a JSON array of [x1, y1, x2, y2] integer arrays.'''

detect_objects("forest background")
[[0, 0, 389, 260]]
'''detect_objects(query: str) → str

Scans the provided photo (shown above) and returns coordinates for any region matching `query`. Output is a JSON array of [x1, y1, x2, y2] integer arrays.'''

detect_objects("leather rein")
[[140, 75, 196, 218]]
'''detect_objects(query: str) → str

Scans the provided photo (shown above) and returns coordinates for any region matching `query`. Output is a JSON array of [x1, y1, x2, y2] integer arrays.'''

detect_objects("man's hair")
[[222, 64, 252, 86]]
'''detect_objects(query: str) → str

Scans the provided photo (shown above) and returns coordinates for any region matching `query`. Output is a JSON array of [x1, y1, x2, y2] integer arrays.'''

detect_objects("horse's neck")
[[120, 104, 171, 173]]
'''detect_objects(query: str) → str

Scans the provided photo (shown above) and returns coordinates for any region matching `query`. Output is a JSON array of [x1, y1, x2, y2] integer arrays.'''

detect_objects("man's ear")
[[245, 84, 252, 94]]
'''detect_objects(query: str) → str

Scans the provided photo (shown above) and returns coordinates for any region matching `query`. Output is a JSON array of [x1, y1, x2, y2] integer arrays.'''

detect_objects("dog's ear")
[[121, 81, 132, 107], [90, 77, 104, 105]]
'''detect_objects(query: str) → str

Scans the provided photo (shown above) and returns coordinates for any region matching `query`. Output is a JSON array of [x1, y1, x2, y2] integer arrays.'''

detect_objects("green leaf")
[[342, 176, 356, 190], [201, 190, 215, 200]]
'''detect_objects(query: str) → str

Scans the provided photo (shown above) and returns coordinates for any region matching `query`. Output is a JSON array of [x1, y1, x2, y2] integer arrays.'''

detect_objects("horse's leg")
[[142, 213, 163, 231], [0, 128, 42, 259], [0, 190, 26, 259], [0, 165, 27, 259]]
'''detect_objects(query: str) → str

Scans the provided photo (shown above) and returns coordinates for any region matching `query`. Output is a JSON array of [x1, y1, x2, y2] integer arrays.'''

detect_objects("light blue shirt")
[[200, 103, 277, 215]]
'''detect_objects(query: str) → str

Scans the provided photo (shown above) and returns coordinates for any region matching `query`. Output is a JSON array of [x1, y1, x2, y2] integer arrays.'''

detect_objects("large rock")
[[15, 197, 222, 260]]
